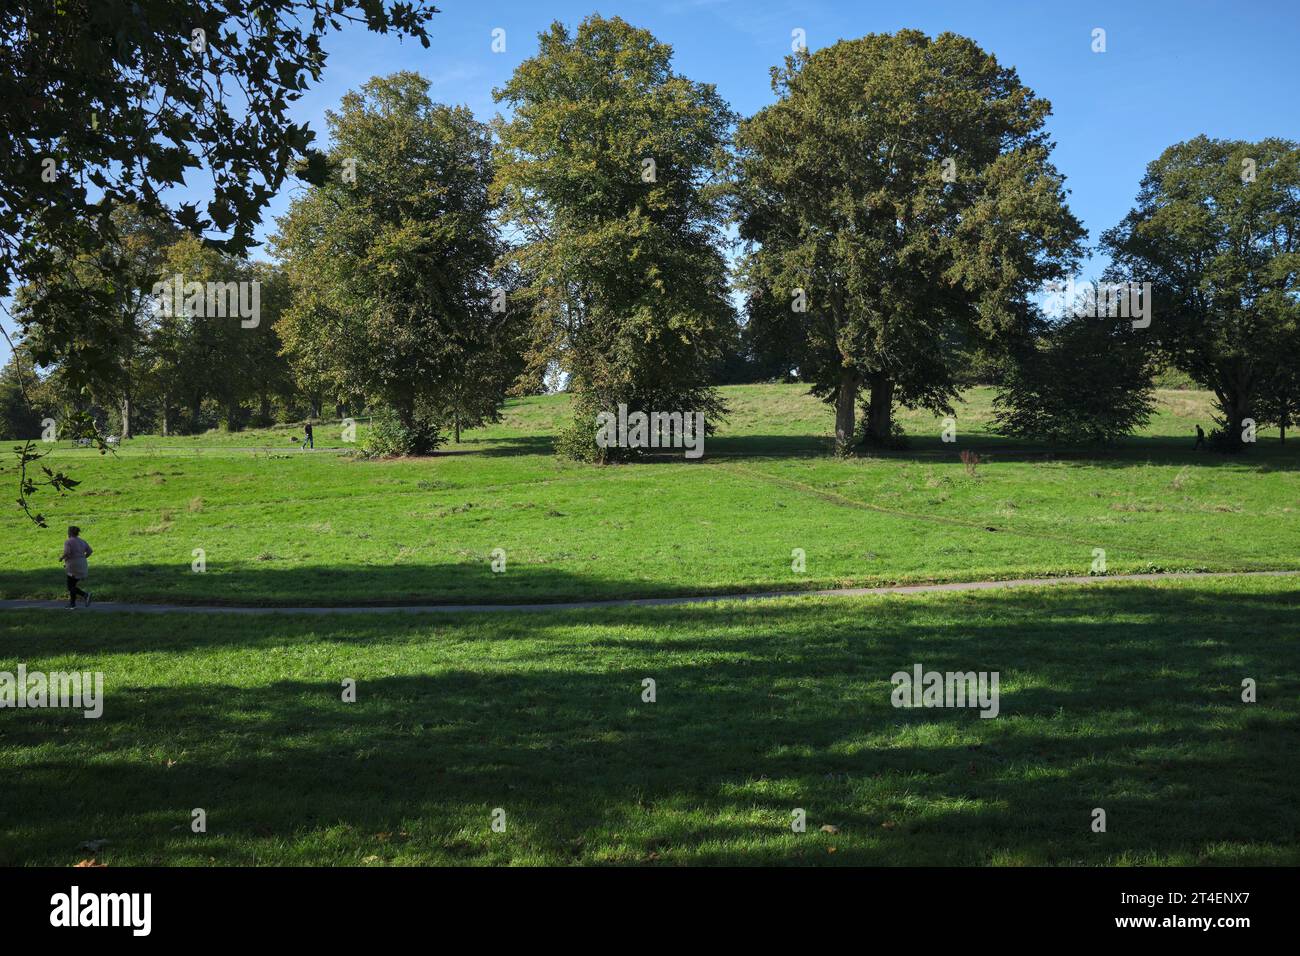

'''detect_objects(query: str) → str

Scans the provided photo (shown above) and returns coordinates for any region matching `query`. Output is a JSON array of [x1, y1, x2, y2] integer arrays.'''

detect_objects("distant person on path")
[[303, 421, 314, 450], [60, 526, 92, 609], [1195, 424, 1206, 450]]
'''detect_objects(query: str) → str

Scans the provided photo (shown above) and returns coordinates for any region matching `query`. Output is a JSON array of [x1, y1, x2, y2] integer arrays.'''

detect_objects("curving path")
[[0, 570, 1295, 616]]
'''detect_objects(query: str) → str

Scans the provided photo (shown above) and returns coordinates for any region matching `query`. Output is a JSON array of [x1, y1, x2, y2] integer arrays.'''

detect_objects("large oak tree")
[[1102, 136, 1300, 450], [735, 31, 1085, 451], [492, 15, 736, 459], [273, 72, 518, 453]]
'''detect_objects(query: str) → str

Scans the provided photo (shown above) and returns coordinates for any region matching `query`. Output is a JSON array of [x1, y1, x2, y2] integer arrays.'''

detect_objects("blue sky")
[[283, 0, 1300, 257], [4, 0, 1298, 360]]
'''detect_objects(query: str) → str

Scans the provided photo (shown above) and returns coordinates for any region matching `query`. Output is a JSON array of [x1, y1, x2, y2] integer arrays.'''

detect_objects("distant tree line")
[[5, 207, 301, 440]]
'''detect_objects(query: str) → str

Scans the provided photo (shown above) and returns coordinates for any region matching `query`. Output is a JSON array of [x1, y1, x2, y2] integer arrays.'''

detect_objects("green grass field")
[[2, 576, 1296, 866], [1, 385, 1297, 606], [2, 383, 1297, 866]]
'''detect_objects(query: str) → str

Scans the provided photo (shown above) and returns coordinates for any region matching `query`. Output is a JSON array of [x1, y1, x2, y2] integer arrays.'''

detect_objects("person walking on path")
[[303, 421, 314, 450], [60, 526, 93, 608]]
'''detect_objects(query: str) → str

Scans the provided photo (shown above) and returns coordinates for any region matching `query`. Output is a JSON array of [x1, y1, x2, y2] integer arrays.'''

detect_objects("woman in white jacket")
[[60, 525, 93, 608]]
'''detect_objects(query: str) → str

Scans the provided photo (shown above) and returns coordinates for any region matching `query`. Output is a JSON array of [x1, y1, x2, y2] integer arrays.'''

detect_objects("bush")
[[994, 316, 1156, 444], [362, 407, 445, 457], [1206, 425, 1248, 454], [554, 417, 604, 463]]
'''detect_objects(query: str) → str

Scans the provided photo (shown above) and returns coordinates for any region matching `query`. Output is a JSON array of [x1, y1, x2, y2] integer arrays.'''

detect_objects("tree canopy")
[[2, 0, 438, 386], [273, 72, 518, 454], [1102, 135, 1300, 449], [492, 15, 736, 460], [735, 30, 1085, 451], [993, 313, 1157, 444]]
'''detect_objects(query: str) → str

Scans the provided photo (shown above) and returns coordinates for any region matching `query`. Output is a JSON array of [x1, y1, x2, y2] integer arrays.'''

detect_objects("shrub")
[[554, 417, 604, 463], [363, 407, 445, 457], [1207, 425, 1248, 454], [994, 315, 1155, 444]]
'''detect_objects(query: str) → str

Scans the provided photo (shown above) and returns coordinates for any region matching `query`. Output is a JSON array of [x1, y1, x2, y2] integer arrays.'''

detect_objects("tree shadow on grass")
[[1, 583, 1297, 865], [706, 432, 1300, 470], [365, 426, 1300, 469], [0, 561, 669, 609], [438, 435, 557, 458]]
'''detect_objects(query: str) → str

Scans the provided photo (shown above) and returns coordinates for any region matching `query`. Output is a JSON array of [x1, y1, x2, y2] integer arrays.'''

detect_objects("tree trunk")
[[259, 393, 272, 425], [833, 370, 859, 454], [863, 375, 896, 445], [119, 396, 132, 440], [1215, 386, 1251, 451], [454, 413, 461, 444], [161, 392, 170, 437]]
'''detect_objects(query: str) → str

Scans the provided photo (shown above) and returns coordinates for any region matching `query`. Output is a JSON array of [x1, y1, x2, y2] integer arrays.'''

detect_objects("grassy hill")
[[1, 384, 1296, 606]]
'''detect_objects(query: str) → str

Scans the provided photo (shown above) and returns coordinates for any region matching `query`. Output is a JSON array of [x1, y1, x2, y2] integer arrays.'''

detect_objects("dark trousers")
[[66, 575, 87, 606]]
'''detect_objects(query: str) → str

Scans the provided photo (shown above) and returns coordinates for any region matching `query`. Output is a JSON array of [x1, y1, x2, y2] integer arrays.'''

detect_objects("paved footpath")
[[0, 570, 1295, 616]]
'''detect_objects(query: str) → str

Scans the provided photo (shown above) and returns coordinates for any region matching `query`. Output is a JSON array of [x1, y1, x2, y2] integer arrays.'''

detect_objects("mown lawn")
[[1, 576, 1296, 866], [1, 385, 1297, 606]]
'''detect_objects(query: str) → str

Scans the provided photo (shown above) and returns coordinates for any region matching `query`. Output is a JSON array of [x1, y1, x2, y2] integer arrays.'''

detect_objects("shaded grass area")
[[1, 385, 1296, 606], [2, 576, 1297, 865]]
